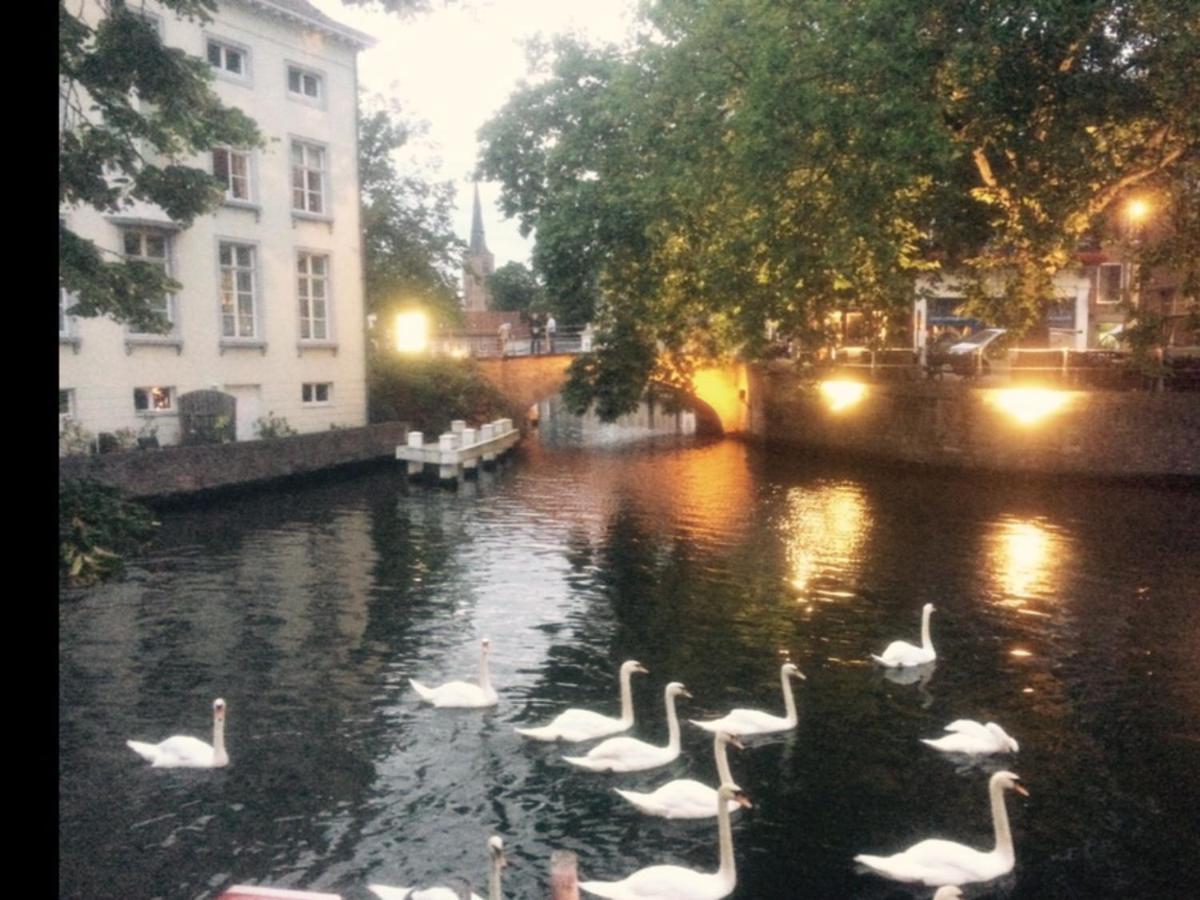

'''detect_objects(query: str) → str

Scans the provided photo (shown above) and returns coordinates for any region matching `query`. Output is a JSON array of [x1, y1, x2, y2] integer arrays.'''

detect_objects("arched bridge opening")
[[473, 355, 749, 436]]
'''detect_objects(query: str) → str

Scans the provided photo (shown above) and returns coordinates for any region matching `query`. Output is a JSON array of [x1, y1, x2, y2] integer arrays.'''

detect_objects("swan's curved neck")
[[488, 854, 502, 900], [920, 607, 934, 652], [213, 716, 228, 766], [715, 792, 737, 889], [714, 735, 734, 786], [479, 648, 492, 692], [665, 691, 682, 750], [989, 780, 1015, 863], [781, 668, 798, 725], [618, 669, 635, 725]]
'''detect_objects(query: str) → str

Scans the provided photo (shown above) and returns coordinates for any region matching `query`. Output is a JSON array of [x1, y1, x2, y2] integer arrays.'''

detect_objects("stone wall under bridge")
[[746, 365, 1200, 479], [473, 354, 752, 435]]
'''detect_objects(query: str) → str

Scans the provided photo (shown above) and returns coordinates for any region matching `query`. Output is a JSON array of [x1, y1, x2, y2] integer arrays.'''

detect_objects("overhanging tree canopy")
[[478, 0, 1200, 418]]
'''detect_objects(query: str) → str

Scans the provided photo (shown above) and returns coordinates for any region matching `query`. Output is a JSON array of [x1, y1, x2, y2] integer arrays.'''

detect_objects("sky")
[[309, 0, 641, 270]]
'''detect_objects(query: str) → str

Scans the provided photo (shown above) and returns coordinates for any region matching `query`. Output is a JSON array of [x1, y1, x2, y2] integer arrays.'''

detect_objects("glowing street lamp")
[[394, 309, 429, 353], [818, 380, 866, 412], [984, 388, 1071, 426]]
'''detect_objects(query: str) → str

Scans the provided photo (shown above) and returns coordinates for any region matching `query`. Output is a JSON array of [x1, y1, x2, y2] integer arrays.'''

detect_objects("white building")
[[60, 0, 374, 445]]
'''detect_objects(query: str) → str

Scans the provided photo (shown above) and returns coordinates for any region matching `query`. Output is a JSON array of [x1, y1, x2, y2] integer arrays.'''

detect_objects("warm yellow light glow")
[[988, 518, 1067, 603], [985, 388, 1071, 425], [783, 484, 872, 594], [395, 310, 429, 353], [1127, 198, 1150, 222], [819, 380, 867, 412]]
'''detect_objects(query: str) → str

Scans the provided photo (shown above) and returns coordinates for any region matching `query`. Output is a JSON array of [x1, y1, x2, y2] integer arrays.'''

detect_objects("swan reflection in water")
[[882, 661, 937, 708]]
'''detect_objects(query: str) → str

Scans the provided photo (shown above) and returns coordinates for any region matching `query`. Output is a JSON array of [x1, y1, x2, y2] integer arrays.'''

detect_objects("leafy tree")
[[480, 0, 1200, 419], [488, 261, 545, 314], [359, 98, 464, 342], [59, 0, 262, 333]]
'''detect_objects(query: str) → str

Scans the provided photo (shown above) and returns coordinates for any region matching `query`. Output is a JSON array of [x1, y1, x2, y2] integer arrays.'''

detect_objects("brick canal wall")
[[58, 421, 409, 500], [747, 365, 1200, 479]]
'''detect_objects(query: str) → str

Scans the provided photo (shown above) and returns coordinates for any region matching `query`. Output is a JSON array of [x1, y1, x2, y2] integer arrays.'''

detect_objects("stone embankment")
[[59, 421, 409, 500], [746, 366, 1200, 480]]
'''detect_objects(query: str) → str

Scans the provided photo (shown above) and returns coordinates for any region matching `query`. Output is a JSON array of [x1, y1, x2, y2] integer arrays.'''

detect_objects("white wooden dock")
[[395, 418, 521, 481]]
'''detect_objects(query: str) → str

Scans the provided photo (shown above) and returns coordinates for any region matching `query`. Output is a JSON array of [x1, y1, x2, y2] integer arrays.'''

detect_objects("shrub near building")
[[369, 356, 510, 435], [59, 480, 159, 588]]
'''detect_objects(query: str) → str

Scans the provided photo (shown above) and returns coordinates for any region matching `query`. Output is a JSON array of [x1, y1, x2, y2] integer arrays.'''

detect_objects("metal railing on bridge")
[[823, 346, 1200, 391], [431, 328, 592, 359]]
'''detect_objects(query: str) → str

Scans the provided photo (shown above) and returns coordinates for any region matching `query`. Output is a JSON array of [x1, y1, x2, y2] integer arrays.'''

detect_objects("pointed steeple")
[[463, 183, 496, 311], [469, 183, 488, 254]]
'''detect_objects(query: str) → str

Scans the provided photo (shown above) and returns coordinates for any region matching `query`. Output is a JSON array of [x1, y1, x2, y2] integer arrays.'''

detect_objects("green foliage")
[[488, 261, 545, 315], [479, 0, 1200, 419], [59, 419, 97, 457], [59, 479, 159, 587], [59, 0, 262, 330], [360, 98, 464, 332], [369, 356, 510, 434], [254, 412, 297, 440]]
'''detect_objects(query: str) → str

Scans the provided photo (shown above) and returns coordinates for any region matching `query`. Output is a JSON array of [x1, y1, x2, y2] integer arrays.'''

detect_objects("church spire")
[[469, 183, 488, 254]]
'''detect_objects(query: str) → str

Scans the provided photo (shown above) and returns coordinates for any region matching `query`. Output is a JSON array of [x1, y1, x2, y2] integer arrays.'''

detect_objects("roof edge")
[[233, 0, 377, 50]]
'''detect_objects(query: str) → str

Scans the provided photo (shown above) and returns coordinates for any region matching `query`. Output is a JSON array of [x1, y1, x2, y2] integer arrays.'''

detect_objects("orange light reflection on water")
[[988, 517, 1067, 605], [782, 483, 872, 596]]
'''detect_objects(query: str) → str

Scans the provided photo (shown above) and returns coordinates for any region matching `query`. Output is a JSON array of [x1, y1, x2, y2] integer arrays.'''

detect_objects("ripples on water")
[[59, 436, 1200, 898]]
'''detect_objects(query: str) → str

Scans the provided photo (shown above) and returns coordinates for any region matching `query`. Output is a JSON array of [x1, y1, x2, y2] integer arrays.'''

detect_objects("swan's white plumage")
[[563, 682, 690, 773], [922, 720, 1019, 755], [369, 836, 505, 900], [516, 660, 647, 742], [855, 770, 1027, 887], [872, 603, 936, 667], [614, 731, 742, 819], [411, 639, 498, 708], [126, 698, 228, 768], [691, 663, 805, 736], [368, 888, 482, 900], [580, 784, 750, 900]]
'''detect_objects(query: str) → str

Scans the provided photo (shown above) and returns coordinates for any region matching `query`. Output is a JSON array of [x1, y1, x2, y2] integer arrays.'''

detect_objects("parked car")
[[927, 328, 1009, 377]]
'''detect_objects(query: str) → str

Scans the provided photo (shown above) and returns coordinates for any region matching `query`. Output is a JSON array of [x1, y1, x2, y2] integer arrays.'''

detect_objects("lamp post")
[[1126, 198, 1150, 311]]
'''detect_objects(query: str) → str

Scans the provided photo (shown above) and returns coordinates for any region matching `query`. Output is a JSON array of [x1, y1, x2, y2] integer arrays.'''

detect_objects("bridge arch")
[[473, 355, 750, 435]]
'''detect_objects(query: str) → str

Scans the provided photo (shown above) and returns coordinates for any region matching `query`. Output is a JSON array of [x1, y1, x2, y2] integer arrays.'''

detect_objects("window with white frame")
[[59, 286, 74, 338], [219, 242, 258, 339], [287, 65, 322, 100], [213, 147, 252, 202], [134, 386, 174, 413], [206, 39, 247, 78], [291, 140, 326, 215], [123, 228, 174, 332], [302, 382, 332, 404], [59, 389, 75, 422], [1097, 263, 1124, 304], [297, 252, 330, 341]]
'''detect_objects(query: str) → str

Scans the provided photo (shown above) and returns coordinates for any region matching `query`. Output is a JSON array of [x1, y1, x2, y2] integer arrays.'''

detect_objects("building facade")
[[60, 0, 373, 445]]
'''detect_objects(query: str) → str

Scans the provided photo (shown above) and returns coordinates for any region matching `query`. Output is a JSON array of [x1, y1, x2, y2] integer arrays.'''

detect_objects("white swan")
[[855, 770, 1028, 887], [411, 638, 498, 708], [691, 663, 806, 736], [369, 835, 507, 900], [872, 603, 936, 667], [922, 720, 1019, 756], [580, 783, 752, 899], [127, 698, 228, 768], [516, 660, 649, 742], [614, 730, 744, 819], [563, 682, 691, 773]]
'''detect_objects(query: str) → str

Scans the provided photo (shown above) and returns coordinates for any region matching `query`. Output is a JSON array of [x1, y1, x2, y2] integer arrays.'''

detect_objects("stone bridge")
[[474, 354, 751, 435]]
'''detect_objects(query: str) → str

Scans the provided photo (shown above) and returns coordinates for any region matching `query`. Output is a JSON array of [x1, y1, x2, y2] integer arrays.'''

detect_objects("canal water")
[[60, 432, 1200, 899]]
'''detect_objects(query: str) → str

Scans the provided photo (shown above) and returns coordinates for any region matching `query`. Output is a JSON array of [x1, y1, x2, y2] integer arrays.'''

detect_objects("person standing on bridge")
[[546, 314, 557, 353]]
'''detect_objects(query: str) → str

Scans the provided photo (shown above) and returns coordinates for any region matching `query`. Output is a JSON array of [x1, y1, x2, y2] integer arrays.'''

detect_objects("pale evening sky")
[[308, 0, 641, 272]]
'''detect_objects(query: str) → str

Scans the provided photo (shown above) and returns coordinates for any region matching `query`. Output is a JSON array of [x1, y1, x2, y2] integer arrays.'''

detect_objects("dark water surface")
[[60, 436, 1200, 899]]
